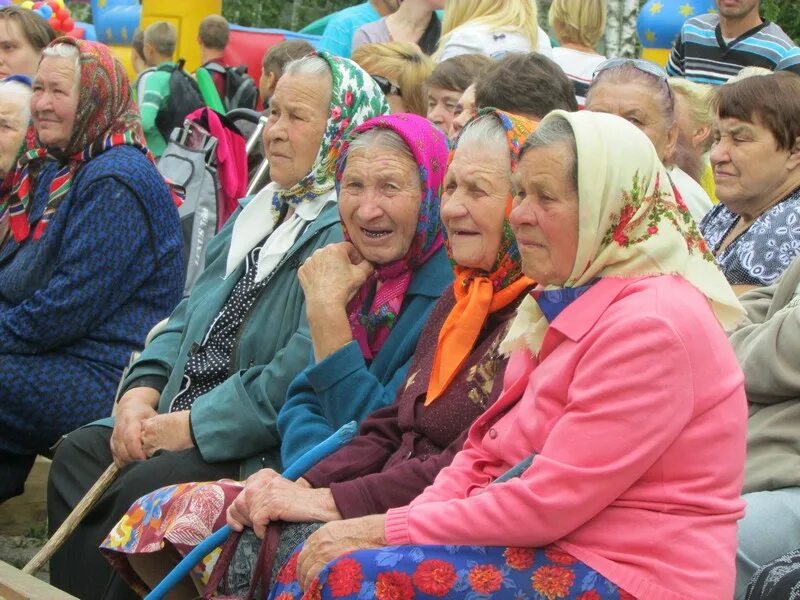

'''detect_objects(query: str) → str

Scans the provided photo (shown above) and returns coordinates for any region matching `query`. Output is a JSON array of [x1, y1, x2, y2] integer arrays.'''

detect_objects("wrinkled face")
[[441, 144, 509, 271], [339, 146, 422, 264], [716, 0, 760, 19], [31, 56, 80, 151], [264, 73, 330, 188], [427, 86, 461, 134], [0, 99, 27, 177], [511, 143, 579, 287], [710, 116, 799, 214], [450, 84, 477, 141], [0, 19, 40, 79], [587, 81, 675, 161]]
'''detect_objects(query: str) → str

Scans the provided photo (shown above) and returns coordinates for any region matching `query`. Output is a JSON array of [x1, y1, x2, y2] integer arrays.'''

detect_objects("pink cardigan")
[[385, 275, 747, 600]]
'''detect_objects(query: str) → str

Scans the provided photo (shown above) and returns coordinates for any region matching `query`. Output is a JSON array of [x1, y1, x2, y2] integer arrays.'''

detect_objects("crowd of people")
[[1, 0, 800, 598]]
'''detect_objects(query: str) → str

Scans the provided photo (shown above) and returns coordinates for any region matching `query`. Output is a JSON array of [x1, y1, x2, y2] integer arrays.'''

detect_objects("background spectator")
[[352, 0, 444, 55], [0, 6, 55, 79], [449, 83, 476, 139], [318, 0, 399, 59], [0, 78, 30, 181], [130, 28, 146, 75], [668, 77, 715, 197], [701, 72, 800, 293], [436, 0, 552, 62], [197, 14, 230, 103], [667, 0, 800, 85], [137, 21, 177, 157], [425, 53, 491, 137], [474, 51, 579, 120], [352, 41, 434, 115], [260, 39, 315, 103], [549, 0, 607, 108]]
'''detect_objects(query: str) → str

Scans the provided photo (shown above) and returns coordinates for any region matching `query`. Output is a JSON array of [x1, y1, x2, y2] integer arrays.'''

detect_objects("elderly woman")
[[47, 52, 389, 600], [587, 58, 713, 223], [700, 72, 800, 295], [669, 78, 715, 194], [351, 42, 434, 116], [352, 0, 444, 55], [0, 38, 184, 503], [98, 113, 453, 596], [119, 109, 533, 597], [269, 110, 748, 600], [0, 6, 55, 79], [0, 78, 31, 180]]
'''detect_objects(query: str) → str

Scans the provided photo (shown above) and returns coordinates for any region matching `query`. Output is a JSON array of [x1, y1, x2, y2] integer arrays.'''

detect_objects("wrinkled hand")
[[227, 473, 341, 538], [297, 515, 386, 591], [140, 410, 194, 457], [109, 387, 160, 468], [226, 468, 283, 531], [298, 242, 374, 310]]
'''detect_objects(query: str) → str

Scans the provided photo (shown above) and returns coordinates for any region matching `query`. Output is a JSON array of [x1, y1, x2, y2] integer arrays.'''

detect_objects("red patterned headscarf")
[[5, 38, 175, 242]]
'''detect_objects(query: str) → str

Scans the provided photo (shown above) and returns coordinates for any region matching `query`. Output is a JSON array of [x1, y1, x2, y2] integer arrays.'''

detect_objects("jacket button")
[[488, 428, 498, 439]]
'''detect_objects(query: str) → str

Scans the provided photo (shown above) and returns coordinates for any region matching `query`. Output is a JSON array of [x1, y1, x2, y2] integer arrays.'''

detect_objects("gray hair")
[[520, 114, 578, 191], [283, 54, 333, 107], [344, 127, 419, 185], [454, 114, 511, 174], [41, 43, 80, 87], [588, 63, 675, 128], [0, 80, 32, 126]]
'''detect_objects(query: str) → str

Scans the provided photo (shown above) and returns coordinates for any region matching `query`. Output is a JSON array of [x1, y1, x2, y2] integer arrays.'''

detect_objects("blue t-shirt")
[[700, 188, 800, 286], [318, 1, 380, 58]]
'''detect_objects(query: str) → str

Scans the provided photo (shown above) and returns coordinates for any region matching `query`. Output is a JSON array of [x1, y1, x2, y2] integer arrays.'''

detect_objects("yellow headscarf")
[[501, 110, 744, 355]]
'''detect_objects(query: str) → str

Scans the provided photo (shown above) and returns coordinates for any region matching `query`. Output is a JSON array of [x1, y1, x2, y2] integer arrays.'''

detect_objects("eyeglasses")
[[372, 75, 402, 97], [592, 57, 674, 106]]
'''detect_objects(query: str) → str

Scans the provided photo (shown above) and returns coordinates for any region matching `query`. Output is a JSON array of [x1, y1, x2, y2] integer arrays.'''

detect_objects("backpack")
[[157, 110, 247, 295], [155, 59, 206, 141], [204, 62, 259, 111]]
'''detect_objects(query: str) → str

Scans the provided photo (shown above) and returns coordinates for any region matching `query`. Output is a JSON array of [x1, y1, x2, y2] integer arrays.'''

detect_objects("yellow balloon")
[[54, 0, 65, 7], [20, 1, 34, 9]]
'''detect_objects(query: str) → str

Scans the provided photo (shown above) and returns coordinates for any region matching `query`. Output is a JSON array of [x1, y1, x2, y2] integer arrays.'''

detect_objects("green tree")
[[222, 0, 360, 30], [761, 0, 800, 44]]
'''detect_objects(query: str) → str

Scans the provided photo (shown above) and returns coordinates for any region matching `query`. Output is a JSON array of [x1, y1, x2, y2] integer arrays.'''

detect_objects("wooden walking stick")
[[22, 463, 120, 576]]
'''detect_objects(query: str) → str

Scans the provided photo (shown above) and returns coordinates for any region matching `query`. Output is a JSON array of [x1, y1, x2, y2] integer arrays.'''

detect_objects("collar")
[[545, 276, 646, 343], [405, 244, 452, 298]]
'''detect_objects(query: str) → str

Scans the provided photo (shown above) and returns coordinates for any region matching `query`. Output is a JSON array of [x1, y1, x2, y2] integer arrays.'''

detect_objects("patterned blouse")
[[700, 187, 800, 286]]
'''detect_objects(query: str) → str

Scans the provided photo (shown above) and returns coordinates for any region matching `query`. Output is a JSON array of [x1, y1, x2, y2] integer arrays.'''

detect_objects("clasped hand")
[[298, 242, 374, 309]]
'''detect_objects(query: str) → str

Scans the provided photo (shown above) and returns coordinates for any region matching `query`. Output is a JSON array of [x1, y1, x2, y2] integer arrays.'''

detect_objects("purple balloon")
[[0, 0, 13, 6]]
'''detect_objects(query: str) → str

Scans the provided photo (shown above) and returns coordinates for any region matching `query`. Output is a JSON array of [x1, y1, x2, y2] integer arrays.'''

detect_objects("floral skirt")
[[99, 479, 244, 595], [268, 543, 636, 600]]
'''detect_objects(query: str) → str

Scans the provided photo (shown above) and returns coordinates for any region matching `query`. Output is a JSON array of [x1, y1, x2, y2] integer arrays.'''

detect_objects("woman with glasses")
[[586, 58, 713, 223], [352, 42, 434, 116]]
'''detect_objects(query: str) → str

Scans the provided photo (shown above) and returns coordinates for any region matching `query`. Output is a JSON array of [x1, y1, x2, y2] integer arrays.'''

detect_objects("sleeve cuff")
[[384, 505, 412, 546], [119, 374, 168, 399], [305, 341, 366, 392]]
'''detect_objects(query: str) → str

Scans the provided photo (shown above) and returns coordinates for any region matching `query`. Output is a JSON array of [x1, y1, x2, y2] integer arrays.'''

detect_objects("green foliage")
[[761, 0, 800, 44], [222, 0, 360, 31]]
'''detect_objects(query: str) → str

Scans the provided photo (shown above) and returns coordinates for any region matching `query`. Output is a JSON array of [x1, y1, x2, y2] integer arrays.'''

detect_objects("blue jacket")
[[278, 246, 452, 468], [0, 145, 183, 441]]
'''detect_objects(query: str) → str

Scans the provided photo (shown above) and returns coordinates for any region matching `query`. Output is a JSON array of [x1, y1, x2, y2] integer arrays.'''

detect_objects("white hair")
[[455, 114, 511, 173], [521, 114, 578, 189], [347, 128, 412, 161], [0, 80, 32, 126], [40, 43, 81, 86], [282, 54, 333, 108]]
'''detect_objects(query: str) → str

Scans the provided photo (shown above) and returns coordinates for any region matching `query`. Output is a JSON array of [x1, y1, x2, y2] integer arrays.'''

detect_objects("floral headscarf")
[[502, 110, 744, 356], [4, 38, 172, 242], [337, 114, 448, 359], [268, 51, 390, 223], [426, 108, 536, 405]]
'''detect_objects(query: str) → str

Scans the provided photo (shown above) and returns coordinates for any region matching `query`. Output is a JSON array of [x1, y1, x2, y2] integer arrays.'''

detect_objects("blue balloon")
[[638, 0, 718, 48], [38, 4, 53, 19]]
